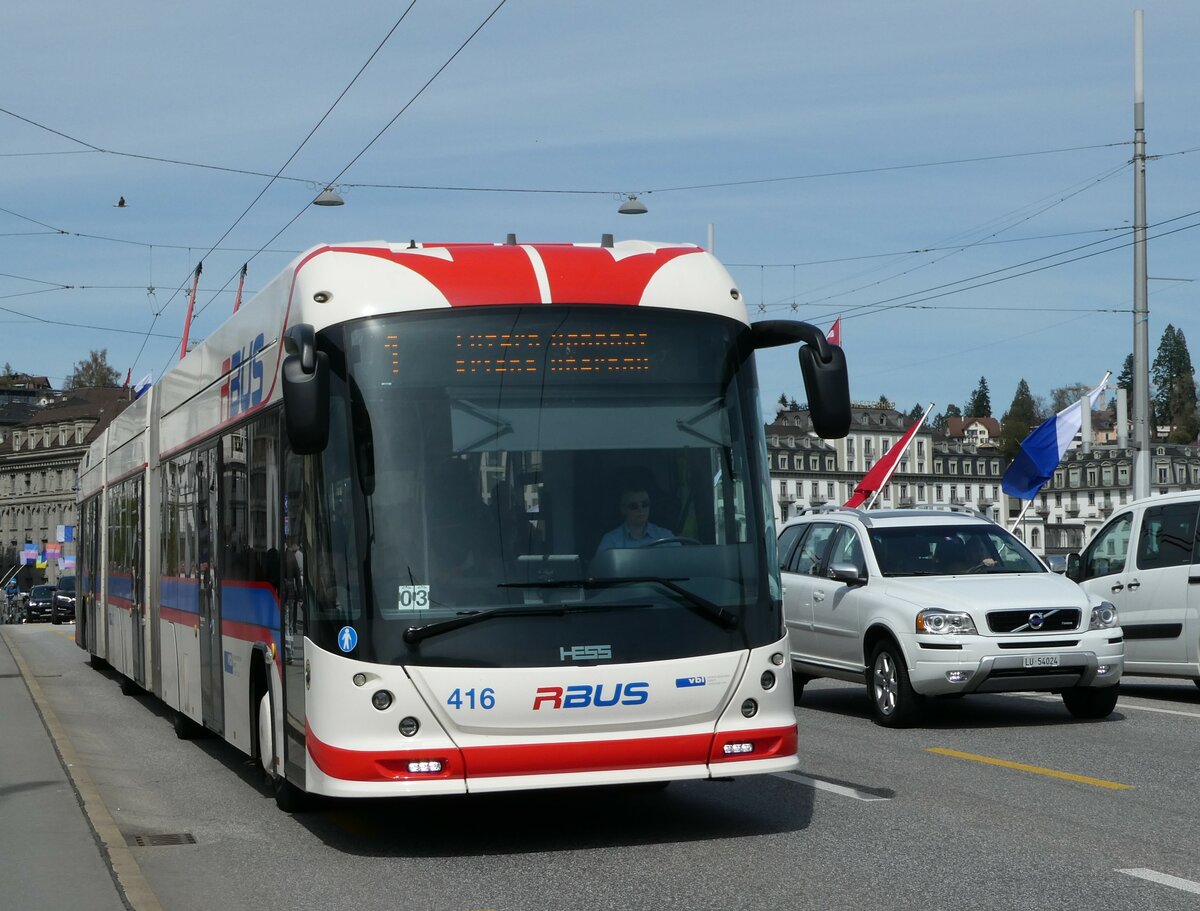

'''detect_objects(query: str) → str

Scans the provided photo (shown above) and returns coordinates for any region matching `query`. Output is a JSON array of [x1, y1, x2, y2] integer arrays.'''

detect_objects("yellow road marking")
[[927, 747, 1133, 790]]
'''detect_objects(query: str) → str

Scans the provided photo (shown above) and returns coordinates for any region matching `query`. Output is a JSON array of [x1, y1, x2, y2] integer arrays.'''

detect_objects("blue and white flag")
[[1001, 374, 1110, 501], [133, 373, 153, 398]]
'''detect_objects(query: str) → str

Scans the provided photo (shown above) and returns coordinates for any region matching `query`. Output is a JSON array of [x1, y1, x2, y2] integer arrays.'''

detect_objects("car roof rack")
[[903, 502, 993, 522], [792, 504, 873, 527]]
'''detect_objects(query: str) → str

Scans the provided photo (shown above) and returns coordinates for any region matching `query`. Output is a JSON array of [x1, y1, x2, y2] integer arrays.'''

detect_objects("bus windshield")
[[295, 305, 777, 667]]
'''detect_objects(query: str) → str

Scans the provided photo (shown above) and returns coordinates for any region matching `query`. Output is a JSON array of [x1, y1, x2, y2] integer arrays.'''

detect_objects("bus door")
[[196, 445, 224, 735], [131, 478, 147, 687]]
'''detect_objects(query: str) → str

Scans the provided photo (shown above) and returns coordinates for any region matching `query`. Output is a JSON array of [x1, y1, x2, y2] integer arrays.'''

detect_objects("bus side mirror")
[[282, 323, 330, 454], [752, 320, 850, 439], [1065, 552, 1082, 582]]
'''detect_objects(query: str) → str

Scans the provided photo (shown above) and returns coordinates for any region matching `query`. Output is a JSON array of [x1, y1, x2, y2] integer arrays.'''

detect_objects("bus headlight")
[[371, 690, 393, 711]]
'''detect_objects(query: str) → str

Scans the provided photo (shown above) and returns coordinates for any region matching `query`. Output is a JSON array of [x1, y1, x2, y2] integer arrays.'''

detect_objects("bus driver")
[[595, 485, 675, 555]]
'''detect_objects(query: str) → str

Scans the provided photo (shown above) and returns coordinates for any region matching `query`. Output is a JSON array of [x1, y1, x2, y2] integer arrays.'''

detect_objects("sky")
[[3, 0, 1198, 421]]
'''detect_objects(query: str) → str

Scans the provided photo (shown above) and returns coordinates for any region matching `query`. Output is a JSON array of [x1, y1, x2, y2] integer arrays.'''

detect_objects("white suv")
[[778, 506, 1124, 727]]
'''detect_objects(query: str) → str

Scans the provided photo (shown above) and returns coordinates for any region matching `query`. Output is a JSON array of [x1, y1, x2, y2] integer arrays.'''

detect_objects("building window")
[[1118, 464, 1130, 485], [1086, 467, 1097, 486], [949, 462, 958, 474], [963, 462, 972, 475], [990, 459, 1000, 475], [825, 457, 835, 471], [934, 459, 943, 474], [1157, 465, 1169, 484]]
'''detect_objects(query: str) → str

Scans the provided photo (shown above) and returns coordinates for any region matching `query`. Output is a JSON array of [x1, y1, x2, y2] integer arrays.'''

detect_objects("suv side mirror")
[[827, 562, 865, 586], [1065, 552, 1082, 582]]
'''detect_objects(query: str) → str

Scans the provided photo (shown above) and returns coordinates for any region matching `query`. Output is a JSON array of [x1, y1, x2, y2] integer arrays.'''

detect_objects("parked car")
[[779, 505, 1124, 727], [52, 575, 76, 624], [24, 584, 57, 623], [1068, 490, 1200, 687]]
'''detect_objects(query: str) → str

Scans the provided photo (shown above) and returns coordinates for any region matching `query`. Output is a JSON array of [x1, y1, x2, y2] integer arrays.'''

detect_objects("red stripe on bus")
[[306, 722, 797, 783], [536, 245, 700, 305], [325, 245, 542, 307], [160, 606, 199, 628]]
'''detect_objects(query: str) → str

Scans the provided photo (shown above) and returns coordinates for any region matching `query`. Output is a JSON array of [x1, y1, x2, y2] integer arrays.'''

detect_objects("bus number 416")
[[447, 687, 496, 710]]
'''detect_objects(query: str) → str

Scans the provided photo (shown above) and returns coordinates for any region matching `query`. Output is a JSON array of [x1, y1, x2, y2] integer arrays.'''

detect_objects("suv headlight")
[[1089, 601, 1119, 631], [916, 609, 977, 635]]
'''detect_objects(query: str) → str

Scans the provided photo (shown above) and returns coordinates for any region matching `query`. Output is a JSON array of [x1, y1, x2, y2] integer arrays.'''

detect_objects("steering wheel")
[[646, 536, 702, 547]]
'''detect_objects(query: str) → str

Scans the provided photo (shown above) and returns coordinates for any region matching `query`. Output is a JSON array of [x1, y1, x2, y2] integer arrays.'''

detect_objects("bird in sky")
[[115, 196, 126, 208]]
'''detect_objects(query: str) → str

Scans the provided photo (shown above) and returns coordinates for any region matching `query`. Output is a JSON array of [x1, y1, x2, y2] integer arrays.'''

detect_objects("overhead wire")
[[153, 0, 512, 381]]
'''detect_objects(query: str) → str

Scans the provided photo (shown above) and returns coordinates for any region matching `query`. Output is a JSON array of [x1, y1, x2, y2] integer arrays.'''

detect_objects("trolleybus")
[[76, 238, 849, 808]]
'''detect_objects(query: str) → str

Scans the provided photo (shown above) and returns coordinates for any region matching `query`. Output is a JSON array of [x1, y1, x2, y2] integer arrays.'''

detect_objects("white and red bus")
[[76, 238, 848, 809]]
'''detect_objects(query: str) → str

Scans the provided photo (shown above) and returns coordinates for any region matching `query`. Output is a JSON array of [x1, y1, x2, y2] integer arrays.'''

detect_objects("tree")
[[907, 402, 925, 420], [965, 376, 992, 417], [1117, 352, 1133, 395], [999, 379, 1040, 461], [1151, 324, 1196, 431], [777, 393, 789, 411], [876, 395, 894, 410], [66, 349, 120, 389], [931, 403, 961, 433]]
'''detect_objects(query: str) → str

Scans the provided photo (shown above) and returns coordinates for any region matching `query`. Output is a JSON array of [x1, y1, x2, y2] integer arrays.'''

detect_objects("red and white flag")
[[827, 317, 842, 347], [844, 403, 932, 509]]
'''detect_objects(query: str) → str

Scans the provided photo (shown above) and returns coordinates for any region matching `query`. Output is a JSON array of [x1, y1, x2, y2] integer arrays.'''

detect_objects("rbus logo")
[[220, 333, 266, 420], [532, 683, 649, 709]]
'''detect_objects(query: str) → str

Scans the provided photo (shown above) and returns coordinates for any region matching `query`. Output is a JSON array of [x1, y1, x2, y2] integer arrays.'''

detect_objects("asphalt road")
[[7, 622, 1200, 911]]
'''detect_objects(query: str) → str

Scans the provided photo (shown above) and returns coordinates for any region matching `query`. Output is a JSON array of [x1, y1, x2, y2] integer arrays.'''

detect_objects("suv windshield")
[[56, 576, 75, 595], [868, 524, 1044, 577], [30, 584, 55, 599]]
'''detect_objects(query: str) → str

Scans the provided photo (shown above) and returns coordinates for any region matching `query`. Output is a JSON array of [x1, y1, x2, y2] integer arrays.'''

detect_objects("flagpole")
[[1009, 498, 1034, 533]]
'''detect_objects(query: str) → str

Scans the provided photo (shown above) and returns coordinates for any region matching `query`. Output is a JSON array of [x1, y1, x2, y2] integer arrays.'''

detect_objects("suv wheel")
[[868, 641, 922, 728], [1061, 684, 1119, 720]]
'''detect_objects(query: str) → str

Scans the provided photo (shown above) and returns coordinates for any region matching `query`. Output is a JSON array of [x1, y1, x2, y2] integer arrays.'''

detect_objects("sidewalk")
[[0, 626, 129, 911]]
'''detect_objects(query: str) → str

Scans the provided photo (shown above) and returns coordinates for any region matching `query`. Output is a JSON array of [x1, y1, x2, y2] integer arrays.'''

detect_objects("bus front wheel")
[[257, 689, 307, 813]]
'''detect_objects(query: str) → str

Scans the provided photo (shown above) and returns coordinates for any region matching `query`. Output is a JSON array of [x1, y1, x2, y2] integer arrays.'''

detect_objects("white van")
[[1067, 489, 1200, 687]]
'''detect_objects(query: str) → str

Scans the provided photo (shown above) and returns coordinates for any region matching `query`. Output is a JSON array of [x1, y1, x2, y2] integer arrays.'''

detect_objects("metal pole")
[[1132, 10, 1151, 499]]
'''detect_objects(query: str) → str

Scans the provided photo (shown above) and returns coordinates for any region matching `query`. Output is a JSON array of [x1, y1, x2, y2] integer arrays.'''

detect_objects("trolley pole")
[[1131, 9, 1151, 499]]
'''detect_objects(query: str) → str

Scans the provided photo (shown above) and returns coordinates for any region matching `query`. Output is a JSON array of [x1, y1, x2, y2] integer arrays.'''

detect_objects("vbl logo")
[[532, 682, 649, 709], [220, 333, 266, 420]]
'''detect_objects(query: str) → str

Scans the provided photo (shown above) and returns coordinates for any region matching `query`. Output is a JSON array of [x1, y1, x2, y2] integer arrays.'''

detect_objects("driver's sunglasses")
[[624, 500, 650, 510]]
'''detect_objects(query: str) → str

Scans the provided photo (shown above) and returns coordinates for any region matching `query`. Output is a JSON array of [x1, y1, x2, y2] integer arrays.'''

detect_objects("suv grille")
[[986, 608, 1080, 634]]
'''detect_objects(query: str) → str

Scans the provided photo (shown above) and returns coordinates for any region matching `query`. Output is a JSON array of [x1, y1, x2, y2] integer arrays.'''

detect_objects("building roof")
[[945, 416, 1002, 439]]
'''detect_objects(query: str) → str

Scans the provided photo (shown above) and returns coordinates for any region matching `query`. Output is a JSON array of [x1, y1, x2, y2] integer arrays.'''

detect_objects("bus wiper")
[[404, 604, 570, 644], [500, 577, 739, 630]]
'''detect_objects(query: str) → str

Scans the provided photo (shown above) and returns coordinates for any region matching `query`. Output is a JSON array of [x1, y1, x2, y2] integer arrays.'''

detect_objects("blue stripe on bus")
[[220, 582, 281, 629]]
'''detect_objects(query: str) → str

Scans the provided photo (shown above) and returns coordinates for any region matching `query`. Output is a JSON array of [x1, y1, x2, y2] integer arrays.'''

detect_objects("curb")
[[2, 628, 165, 911]]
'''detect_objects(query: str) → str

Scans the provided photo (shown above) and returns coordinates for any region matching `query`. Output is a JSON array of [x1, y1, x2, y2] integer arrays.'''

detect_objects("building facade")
[[0, 386, 131, 590], [764, 405, 1200, 559]]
